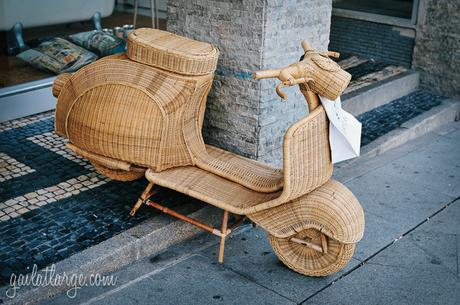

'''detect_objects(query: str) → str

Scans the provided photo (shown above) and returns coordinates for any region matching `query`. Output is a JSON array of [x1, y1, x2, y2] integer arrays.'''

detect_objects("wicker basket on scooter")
[[53, 29, 219, 180]]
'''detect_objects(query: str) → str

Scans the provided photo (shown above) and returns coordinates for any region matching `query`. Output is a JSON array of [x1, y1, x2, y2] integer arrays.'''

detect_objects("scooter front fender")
[[247, 180, 365, 244]]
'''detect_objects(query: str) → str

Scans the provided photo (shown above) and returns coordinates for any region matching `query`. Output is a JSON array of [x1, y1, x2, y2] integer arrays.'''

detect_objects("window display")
[[0, 3, 160, 88]]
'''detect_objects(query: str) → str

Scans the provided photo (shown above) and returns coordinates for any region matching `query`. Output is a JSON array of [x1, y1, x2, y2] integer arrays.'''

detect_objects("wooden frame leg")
[[129, 182, 154, 217], [139, 199, 241, 264], [218, 210, 229, 263]]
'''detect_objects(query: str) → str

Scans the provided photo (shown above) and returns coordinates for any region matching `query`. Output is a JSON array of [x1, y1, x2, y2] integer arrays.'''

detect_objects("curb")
[[343, 71, 420, 116], [1, 205, 221, 305]]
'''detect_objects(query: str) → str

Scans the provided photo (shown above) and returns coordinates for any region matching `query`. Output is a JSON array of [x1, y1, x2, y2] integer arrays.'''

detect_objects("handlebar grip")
[[253, 69, 281, 80], [301, 40, 311, 52], [326, 51, 340, 58]]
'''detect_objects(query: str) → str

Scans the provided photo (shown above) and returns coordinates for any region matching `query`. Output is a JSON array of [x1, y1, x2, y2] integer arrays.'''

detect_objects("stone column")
[[168, 0, 332, 166], [413, 0, 460, 99]]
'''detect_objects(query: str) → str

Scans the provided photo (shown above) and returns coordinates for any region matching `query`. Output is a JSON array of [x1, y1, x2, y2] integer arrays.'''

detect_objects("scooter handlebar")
[[252, 40, 341, 100], [253, 68, 300, 100], [252, 69, 281, 80]]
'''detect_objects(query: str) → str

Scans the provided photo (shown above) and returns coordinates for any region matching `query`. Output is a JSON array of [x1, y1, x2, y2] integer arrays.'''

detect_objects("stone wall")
[[256, 0, 332, 165], [412, 0, 460, 98], [168, 0, 332, 166], [329, 16, 415, 68], [168, 0, 264, 159]]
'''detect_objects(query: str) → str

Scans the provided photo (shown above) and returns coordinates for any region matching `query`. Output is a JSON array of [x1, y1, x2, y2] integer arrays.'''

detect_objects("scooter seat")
[[194, 145, 284, 193], [145, 166, 282, 215]]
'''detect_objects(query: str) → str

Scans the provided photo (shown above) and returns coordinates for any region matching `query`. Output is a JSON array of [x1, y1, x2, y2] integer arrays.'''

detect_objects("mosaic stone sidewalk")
[[358, 90, 445, 146], [0, 114, 206, 286], [0, 94, 446, 286]]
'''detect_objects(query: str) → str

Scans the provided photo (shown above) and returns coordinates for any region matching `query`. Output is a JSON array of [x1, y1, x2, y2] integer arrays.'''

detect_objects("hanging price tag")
[[319, 96, 362, 163]]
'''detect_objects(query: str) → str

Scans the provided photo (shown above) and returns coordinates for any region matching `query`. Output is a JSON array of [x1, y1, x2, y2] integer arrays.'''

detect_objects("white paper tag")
[[319, 96, 362, 163]]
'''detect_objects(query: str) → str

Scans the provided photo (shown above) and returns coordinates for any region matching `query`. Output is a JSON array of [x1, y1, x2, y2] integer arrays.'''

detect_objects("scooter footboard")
[[247, 179, 365, 244]]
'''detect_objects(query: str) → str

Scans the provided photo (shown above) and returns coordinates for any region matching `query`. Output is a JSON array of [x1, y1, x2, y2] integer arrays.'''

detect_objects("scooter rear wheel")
[[91, 162, 146, 181], [268, 228, 355, 276]]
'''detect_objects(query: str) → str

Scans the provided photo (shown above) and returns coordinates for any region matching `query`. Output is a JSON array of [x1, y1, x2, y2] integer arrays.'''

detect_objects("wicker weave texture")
[[145, 166, 282, 215], [127, 28, 219, 76], [145, 169, 361, 277], [186, 105, 330, 199], [179, 77, 284, 193], [248, 179, 365, 243], [52, 73, 72, 98], [55, 57, 214, 172], [306, 53, 351, 101], [281, 105, 333, 202], [67, 142, 146, 181], [195, 145, 283, 193], [146, 106, 335, 214], [92, 162, 146, 181], [66, 143, 131, 171], [269, 228, 355, 276]]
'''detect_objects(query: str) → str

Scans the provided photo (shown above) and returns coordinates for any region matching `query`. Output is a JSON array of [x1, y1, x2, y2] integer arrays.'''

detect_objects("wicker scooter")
[[128, 41, 365, 277], [53, 29, 364, 276]]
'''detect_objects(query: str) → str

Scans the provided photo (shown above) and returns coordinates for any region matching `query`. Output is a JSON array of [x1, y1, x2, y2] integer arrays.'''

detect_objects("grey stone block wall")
[[256, 0, 332, 165], [167, 0, 264, 158], [329, 16, 415, 68], [168, 0, 332, 166], [413, 0, 460, 99]]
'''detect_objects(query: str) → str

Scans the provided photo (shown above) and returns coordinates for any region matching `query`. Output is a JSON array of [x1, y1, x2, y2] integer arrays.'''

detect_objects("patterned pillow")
[[17, 37, 98, 74], [68, 30, 126, 57]]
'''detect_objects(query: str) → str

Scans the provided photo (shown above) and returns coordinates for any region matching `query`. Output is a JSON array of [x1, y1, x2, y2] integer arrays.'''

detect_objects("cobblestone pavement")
[[0, 114, 205, 286], [358, 90, 445, 146]]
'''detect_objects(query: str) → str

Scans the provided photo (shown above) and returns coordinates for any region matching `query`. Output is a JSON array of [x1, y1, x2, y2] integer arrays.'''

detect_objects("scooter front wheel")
[[268, 228, 355, 277], [91, 162, 146, 181]]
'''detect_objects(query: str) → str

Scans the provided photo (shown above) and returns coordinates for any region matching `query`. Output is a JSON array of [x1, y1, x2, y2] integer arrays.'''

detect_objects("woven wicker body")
[[263, 180, 364, 276], [54, 57, 213, 172], [143, 105, 364, 276], [147, 106, 332, 215], [269, 229, 356, 276], [135, 40, 364, 277], [53, 29, 218, 175], [127, 28, 219, 76], [51, 33, 365, 277]]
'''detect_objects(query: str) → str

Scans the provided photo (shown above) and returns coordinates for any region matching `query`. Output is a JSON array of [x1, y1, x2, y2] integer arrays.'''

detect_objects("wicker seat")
[[197, 145, 283, 193], [146, 166, 281, 214]]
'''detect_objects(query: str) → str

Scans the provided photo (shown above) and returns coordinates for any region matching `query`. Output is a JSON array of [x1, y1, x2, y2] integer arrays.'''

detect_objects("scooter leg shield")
[[247, 180, 365, 244]]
